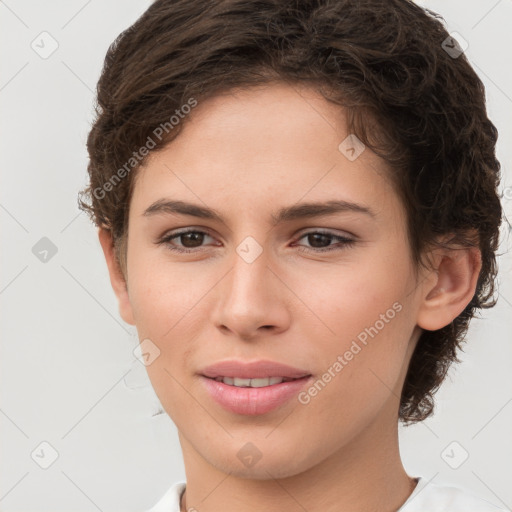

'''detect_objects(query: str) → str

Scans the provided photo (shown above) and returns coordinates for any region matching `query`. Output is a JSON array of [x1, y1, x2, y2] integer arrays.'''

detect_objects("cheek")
[[127, 250, 209, 335], [299, 241, 413, 344], [128, 259, 205, 420], [290, 280, 414, 454], [294, 241, 416, 403]]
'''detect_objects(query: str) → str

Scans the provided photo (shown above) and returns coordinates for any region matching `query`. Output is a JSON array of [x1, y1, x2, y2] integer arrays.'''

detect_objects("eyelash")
[[156, 228, 356, 254]]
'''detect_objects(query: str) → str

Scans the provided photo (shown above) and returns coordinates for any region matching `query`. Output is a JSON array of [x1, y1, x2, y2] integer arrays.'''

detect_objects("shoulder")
[[143, 481, 186, 512], [400, 477, 508, 512]]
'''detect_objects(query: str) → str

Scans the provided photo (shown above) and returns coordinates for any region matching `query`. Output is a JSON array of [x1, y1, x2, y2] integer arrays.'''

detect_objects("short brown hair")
[[78, 0, 502, 423]]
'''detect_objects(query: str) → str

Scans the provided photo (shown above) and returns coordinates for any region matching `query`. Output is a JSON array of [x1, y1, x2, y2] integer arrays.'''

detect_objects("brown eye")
[[294, 231, 355, 253], [158, 229, 216, 253], [179, 232, 206, 248], [305, 233, 333, 249]]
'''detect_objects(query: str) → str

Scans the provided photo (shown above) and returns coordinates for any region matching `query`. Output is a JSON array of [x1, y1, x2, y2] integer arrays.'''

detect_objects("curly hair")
[[78, 0, 502, 423]]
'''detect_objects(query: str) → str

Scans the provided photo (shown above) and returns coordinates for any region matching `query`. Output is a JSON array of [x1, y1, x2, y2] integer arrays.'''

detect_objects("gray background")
[[1, 1, 511, 511]]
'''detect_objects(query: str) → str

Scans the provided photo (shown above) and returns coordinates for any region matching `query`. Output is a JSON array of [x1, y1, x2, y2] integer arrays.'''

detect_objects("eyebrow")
[[142, 198, 376, 225]]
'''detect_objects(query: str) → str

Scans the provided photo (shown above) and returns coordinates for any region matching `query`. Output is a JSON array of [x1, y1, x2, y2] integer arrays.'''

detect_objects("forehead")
[[129, 82, 401, 225]]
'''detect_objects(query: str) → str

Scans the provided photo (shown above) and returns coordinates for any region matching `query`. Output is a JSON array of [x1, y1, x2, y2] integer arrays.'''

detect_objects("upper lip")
[[200, 359, 311, 379]]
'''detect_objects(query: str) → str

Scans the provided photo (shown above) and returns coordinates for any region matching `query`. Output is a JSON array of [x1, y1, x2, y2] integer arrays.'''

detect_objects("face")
[[110, 82, 430, 478]]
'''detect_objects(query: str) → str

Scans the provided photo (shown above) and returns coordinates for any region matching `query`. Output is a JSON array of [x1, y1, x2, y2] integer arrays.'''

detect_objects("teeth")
[[213, 376, 294, 387], [234, 377, 252, 387]]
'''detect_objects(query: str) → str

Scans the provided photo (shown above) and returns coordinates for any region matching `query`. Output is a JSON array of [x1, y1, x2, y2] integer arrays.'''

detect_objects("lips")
[[199, 359, 311, 380], [200, 374, 313, 415], [198, 359, 313, 415]]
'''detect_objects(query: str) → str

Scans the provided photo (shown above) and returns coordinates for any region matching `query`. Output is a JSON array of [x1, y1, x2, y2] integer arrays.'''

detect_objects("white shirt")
[[144, 477, 508, 512]]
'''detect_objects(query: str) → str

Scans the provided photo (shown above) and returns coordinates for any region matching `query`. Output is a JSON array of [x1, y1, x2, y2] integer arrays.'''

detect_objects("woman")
[[78, 1, 505, 510]]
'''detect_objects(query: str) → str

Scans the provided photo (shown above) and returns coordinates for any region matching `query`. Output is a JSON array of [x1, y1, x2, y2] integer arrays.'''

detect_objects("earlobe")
[[97, 228, 135, 326], [417, 247, 482, 331]]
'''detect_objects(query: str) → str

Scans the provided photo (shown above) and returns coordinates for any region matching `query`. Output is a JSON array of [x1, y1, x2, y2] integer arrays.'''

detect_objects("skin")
[[99, 82, 481, 512]]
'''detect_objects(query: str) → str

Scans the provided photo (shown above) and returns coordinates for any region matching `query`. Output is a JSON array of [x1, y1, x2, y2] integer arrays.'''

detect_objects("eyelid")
[[157, 227, 218, 246], [157, 226, 357, 254], [292, 230, 356, 253], [157, 227, 354, 243], [294, 227, 356, 240]]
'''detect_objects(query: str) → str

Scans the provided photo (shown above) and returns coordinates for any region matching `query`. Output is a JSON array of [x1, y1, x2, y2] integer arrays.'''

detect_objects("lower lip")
[[200, 376, 312, 415]]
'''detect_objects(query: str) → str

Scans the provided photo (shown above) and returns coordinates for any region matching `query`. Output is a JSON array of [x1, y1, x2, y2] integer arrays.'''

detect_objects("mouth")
[[198, 359, 313, 414], [200, 373, 313, 415], [199, 358, 311, 380], [204, 375, 310, 387]]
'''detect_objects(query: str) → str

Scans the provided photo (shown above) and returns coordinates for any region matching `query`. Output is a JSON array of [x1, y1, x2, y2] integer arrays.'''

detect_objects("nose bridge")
[[225, 238, 272, 307], [212, 236, 288, 336]]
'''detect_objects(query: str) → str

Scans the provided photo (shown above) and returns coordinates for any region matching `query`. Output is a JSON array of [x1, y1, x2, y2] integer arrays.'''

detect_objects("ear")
[[417, 245, 482, 331], [97, 228, 135, 326]]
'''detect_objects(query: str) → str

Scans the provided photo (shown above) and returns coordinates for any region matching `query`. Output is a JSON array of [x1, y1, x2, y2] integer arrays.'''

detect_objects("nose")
[[211, 244, 291, 341]]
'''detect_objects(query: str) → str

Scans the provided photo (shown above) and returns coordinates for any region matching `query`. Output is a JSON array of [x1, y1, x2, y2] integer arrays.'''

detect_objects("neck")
[[178, 402, 415, 512]]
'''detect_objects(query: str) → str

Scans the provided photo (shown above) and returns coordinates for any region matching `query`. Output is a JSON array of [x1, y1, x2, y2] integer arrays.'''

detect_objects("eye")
[[292, 230, 356, 253], [157, 229, 217, 253], [156, 228, 356, 254]]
